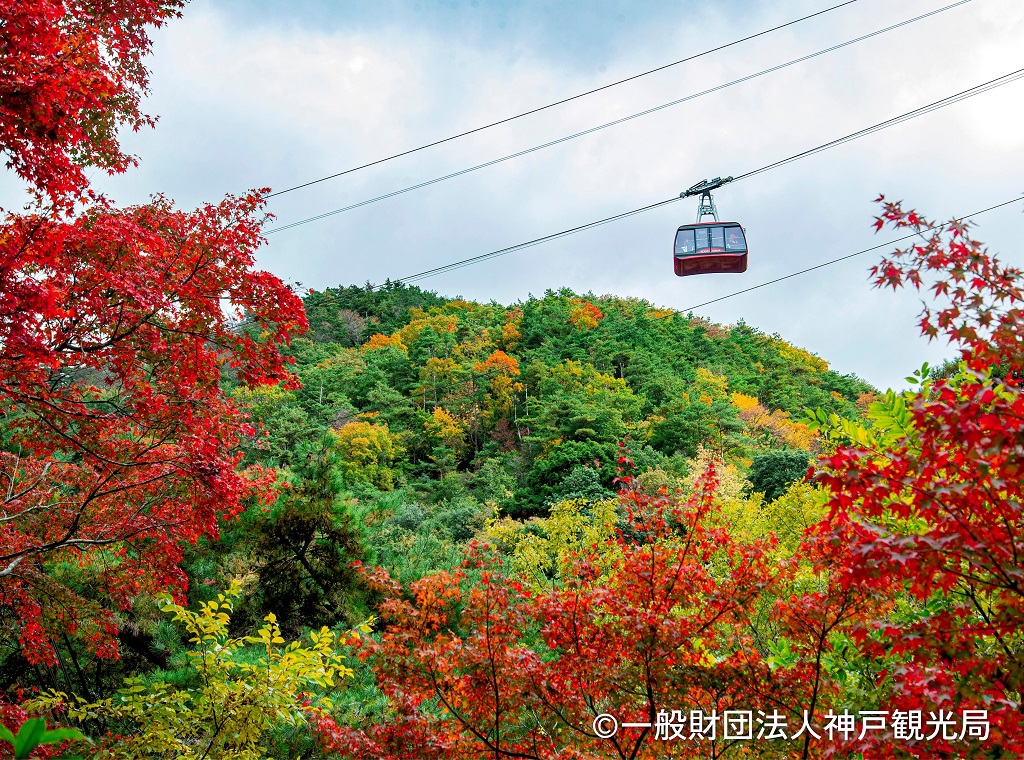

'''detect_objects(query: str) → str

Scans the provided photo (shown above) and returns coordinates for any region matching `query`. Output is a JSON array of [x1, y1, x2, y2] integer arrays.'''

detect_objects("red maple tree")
[[0, 193, 305, 664], [1, 0, 185, 207], [0, 1, 307, 665], [316, 462, 861, 759], [807, 199, 1024, 757]]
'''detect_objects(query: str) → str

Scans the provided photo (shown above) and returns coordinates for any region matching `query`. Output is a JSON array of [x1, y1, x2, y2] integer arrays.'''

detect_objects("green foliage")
[[486, 497, 621, 592], [747, 449, 812, 502], [0, 718, 87, 760], [805, 365, 930, 450], [303, 282, 447, 345], [650, 398, 744, 458], [31, 583, 366, 760], [235, 438, 368, 636], [369, 492, 476, 585], [254, 287, 868, 527], [552, 464, 613, 503]]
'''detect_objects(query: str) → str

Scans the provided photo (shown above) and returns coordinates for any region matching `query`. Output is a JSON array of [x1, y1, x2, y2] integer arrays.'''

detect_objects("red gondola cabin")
[[673, 221, 747, 276]]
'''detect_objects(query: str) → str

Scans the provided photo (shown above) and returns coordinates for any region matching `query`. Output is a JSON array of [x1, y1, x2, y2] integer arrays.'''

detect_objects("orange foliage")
[[732, 391, 817, 451], [474, 352, 523, 424], [473, 350, 520, 376], [501, 308, 523, 349], [856, 390, 879, 414], [362, 333, 408, 354], [568, 300, 603, 330]]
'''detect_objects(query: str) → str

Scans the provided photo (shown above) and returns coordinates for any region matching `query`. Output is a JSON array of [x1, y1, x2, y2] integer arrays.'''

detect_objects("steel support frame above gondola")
[[673, 177, 747, 276]]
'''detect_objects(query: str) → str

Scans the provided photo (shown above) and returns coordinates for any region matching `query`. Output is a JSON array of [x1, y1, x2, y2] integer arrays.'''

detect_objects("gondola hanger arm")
[[680, 176, 734, 198]]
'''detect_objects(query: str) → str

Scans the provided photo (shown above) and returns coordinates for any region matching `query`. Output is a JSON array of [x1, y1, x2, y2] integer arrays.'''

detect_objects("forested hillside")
[[6, 3, 1023, 757], [223, 283, 872, 604], [259, 282, 871, 508]]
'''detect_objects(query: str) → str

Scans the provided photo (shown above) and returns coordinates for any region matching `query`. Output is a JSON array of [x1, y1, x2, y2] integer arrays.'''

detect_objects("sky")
[[4, 0, 1023, 390]]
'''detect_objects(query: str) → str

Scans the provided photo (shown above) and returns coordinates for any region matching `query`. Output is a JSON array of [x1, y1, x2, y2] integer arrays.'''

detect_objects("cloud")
[[3, 0, 1021, 390]]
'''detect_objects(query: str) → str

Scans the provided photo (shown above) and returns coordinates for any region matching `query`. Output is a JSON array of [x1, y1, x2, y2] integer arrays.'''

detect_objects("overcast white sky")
[[5, 0, 1023, 390]]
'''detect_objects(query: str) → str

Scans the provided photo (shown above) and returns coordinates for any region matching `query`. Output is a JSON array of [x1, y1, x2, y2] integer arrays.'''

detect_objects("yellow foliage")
[[731, 391, 760, 414], [396, 302, 496, 347], [568, 299, 603, 330], [423, 356, 459, 379], [731, 392, 818, 452], [685, 446, 748, 507], [29, 582, 368, 760], [486, 498, 621, 593], [361, 332, 408, 354], [772, 337, 829, 373], [648, 307, 675, 320], [456, 328, 495, 362], [396, 312, 452, 346], [424, 407, 466, 453], [719, 480, 828, 559], [548, 360, 628, 396], [485, 374, 524, 422], [682, 448, 826, 571], [333, 421, 402, 489], [231, 384, 295, 421], [695, 367, 729, 405]]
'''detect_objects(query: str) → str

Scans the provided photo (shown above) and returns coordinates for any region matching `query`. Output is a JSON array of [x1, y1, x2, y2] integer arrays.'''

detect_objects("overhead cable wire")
[[265, 0, 972, 236], [241, 195, 1024, 330], [232, 65, 1023, 330], [389, 66, 1024, 285], [681, 196, 1024, 312], [397, 196, 682, 283], [265, 0, 862, 199]]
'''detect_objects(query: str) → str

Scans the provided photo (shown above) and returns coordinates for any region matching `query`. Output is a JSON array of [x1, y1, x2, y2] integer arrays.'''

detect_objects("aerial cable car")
[[673, 176, 748, 276]]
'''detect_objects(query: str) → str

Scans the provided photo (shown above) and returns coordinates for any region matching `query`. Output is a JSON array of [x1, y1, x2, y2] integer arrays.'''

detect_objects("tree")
[[0, 5, 306, 667], [0, 195, 305, 665], [235, 437, 367, 637], [474, 350, 523, 428], [315, 461, 836, 759], [423, 407, 466, 474], [31, 582, 365, 759], [732, 393, 817, 452], [650, 374, 745, 460], [807, 199, 1024, 756], [747, 450, 811, 502], [568, 299, 603, 330], [1, 0, 184, 206], [332, 421, 402, 490]]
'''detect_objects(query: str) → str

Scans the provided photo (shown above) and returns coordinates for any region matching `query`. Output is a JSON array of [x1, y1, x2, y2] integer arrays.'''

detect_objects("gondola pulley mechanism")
[[673, 176, 747, 276]]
